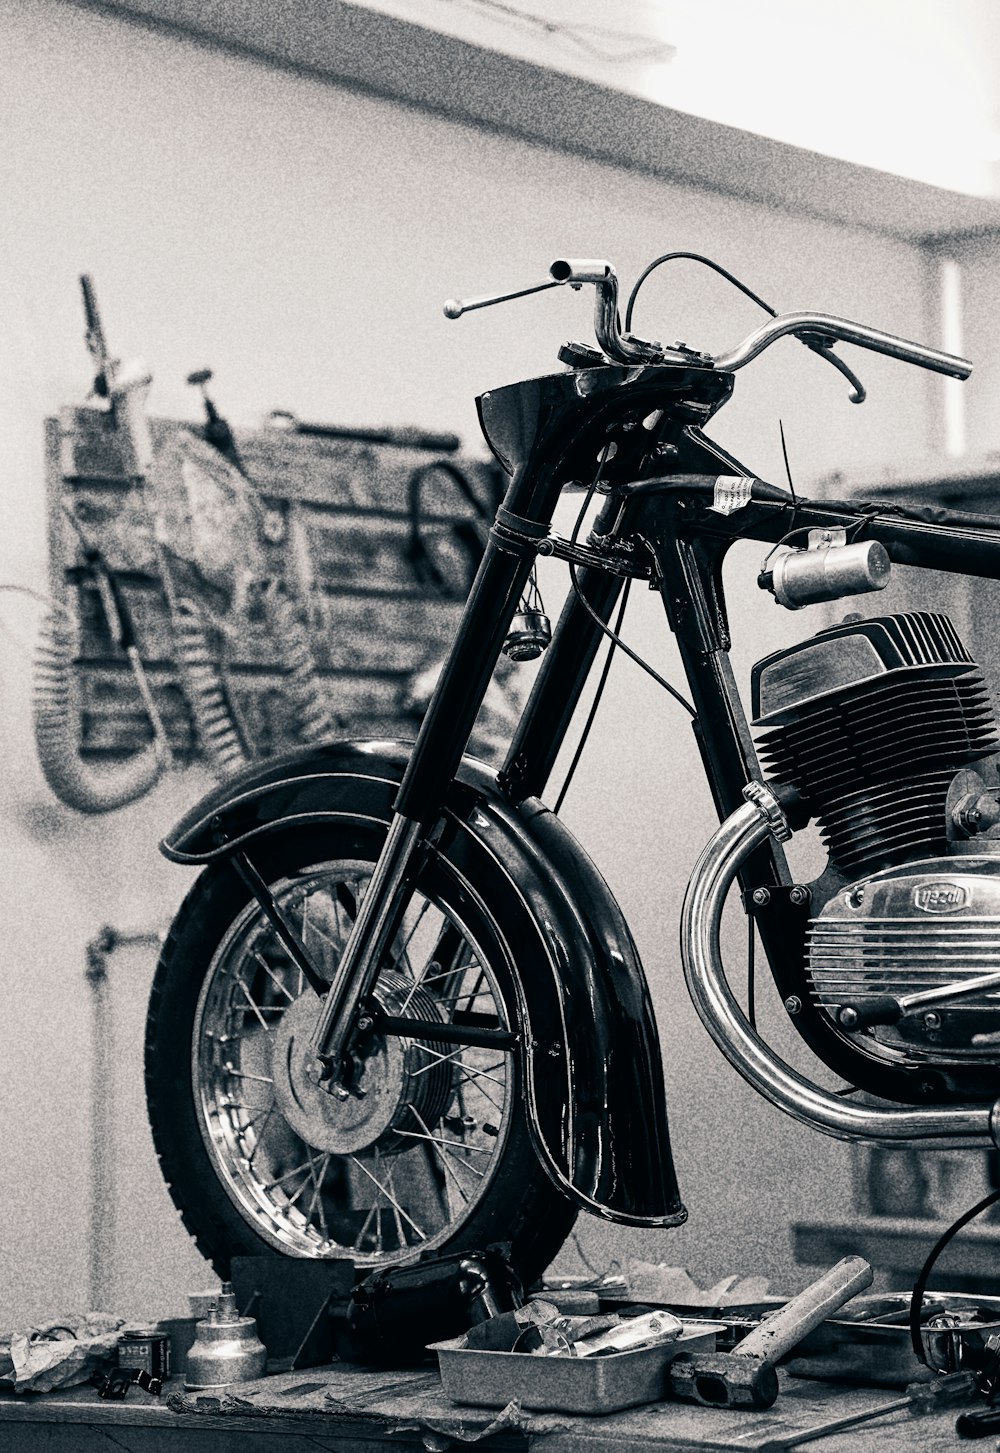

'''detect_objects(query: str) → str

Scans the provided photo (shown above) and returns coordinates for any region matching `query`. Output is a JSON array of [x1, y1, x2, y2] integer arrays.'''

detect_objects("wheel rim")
[[192, 859, 514, 1263]]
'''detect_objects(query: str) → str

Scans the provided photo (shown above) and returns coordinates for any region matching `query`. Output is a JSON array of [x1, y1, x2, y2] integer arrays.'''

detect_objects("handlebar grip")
[[549, 259, 613, 285]]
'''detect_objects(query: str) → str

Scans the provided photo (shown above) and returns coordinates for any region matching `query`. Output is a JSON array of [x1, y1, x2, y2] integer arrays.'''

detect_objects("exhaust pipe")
[[680, 782, 1000, 1151]]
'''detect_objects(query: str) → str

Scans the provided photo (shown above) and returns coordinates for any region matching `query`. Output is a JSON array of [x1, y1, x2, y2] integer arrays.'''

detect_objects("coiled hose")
[[261, 581, 339, 742], [33, 608, 168, 813], [169, 597, 250, 777]]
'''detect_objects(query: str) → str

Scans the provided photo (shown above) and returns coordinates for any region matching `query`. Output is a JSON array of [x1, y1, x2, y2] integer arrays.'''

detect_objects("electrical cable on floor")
[[909, 1187, 1000, 1366]]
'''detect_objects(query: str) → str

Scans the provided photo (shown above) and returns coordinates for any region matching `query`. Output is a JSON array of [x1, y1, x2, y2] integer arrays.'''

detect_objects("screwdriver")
[[757, 1370, 979, 1452]]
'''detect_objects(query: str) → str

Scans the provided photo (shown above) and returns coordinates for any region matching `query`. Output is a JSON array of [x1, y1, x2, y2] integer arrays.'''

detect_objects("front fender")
[[161, 739, 686, 1228]]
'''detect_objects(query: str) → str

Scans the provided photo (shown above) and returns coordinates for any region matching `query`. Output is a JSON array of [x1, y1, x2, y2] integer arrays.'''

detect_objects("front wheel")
[[145, 824, 577, 1280]]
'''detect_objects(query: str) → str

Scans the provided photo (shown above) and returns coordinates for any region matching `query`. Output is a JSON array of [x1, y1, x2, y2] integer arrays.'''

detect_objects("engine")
[[751, 611, 1000, 1068]]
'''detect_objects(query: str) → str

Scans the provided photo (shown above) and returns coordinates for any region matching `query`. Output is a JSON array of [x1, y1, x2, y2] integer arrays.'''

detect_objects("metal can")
[[117, 1329, 171, 1380]]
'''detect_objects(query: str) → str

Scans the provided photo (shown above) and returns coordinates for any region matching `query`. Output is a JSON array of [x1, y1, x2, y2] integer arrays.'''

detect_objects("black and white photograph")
[[4, 2, 1000, 1448]]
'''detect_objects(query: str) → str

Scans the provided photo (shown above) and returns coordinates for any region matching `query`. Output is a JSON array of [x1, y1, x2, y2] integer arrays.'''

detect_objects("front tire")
[[145, 823, 576, 1281]]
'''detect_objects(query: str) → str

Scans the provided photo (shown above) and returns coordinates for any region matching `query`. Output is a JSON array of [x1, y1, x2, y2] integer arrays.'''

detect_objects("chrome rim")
[[192, 859, 513, 1262]]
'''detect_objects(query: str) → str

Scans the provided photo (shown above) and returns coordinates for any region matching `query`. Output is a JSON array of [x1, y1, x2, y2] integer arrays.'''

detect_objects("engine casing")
[[807, 855, 1000, 1061], [752, 610, 1000, 1083]]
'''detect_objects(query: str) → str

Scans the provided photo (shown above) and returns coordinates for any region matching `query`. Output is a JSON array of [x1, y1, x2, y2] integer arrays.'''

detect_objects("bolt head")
[[784, 995, 803, 1016], [752, 887, 771, 907], [789, 885, 810, 906]]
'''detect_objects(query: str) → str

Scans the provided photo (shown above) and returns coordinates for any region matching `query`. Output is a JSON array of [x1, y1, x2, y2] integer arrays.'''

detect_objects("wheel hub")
[[270, 973, 455, 1156], [271, 994, 405, 1154]]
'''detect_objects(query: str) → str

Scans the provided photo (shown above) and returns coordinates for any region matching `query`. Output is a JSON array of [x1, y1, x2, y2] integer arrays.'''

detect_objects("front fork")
[[305, 507, 543, 1086]]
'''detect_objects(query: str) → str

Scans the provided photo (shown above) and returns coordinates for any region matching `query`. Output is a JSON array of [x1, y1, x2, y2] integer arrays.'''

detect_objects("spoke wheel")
[[146, 825, 576, 1279]]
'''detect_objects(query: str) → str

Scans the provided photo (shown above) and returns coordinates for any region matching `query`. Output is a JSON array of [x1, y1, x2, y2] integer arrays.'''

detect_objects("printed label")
[[708, 474, 755, 515]]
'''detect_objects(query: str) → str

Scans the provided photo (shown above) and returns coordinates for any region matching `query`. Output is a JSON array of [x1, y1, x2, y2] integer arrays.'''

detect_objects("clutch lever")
[[799, 332, 866, 404]]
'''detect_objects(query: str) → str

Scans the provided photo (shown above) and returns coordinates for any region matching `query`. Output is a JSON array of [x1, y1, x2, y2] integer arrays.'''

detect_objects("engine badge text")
[[913, 882, 971, 913]]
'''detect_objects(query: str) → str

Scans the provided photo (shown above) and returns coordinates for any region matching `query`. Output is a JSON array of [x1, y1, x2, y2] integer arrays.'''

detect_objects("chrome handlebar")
[[444, 258, 973, 384], [713, 310, 971, 380]]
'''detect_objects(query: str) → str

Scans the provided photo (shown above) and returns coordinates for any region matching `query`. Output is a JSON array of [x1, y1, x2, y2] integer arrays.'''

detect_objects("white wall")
[[0, 0, 976, 1327]]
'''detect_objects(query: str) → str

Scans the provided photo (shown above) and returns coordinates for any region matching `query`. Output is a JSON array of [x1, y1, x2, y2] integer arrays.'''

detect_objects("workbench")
[[0, 1361, 973, 1451]]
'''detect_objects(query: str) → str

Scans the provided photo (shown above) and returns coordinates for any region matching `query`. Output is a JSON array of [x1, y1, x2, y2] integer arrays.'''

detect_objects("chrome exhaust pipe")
[[680, 783, 1000, 1150]]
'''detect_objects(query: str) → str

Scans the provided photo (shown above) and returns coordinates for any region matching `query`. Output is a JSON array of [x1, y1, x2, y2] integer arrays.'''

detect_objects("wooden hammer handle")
[[734, 1256, 873, 1366]]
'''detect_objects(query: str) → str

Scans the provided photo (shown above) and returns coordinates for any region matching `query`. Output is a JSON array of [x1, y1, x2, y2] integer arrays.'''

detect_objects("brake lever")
[[800, 333, 867, 404]]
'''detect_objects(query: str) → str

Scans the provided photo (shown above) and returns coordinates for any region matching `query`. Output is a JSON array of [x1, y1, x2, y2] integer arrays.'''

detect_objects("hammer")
[[666, 1255, 873, 1410]]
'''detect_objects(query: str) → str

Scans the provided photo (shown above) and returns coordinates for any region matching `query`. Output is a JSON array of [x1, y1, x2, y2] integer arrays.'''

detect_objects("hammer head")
[[666, 1350, 779, 1410]]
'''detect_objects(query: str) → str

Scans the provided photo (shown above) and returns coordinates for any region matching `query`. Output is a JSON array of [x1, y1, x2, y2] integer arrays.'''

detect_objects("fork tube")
[[306, 813, 422, 1064], [309, 473, 551, 1074], [393, 535, 539, 822]]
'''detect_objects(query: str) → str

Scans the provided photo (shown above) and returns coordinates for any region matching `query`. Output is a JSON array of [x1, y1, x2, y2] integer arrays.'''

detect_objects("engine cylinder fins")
[[757, 675, 997, 790], [751, 611, 1000, 880], [810, 775, 957, 878], [751, 610, 976, 726]]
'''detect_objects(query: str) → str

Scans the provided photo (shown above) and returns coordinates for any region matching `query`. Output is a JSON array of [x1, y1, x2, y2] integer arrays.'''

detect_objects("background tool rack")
[[46, 405, 504, 776]]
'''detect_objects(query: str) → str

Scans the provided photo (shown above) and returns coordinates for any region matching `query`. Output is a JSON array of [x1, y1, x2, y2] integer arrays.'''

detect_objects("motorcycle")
[[144, 255, 1000, 1287]]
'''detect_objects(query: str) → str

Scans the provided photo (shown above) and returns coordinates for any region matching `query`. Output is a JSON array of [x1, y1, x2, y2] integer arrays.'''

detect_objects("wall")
[[944, 229, 1000, 462], [0, 0, 971, 1327]]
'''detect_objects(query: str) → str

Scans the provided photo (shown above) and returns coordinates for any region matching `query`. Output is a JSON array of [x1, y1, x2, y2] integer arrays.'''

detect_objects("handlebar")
[[444, 258, 973, 389], [712, 310, 971, 381]]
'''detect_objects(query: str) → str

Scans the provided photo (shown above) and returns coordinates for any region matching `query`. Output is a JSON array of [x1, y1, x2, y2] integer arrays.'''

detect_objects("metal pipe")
[[307, 813, 423, 1077], [547, 260, 680, 366], [680, 786, 1000, 1149], [712, 311, 971, 380], [85, 926, 164, 1311]]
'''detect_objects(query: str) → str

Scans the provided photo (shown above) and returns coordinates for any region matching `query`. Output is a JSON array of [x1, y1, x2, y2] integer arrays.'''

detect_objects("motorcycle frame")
[[322, 355, 1000, 1106], [164, 356, 1000, 1212], [512, 459, 1000, 1102]]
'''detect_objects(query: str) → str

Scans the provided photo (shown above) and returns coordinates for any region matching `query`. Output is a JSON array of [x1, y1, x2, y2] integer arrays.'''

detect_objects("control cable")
[[566, 468, 696, 718], [624, 251, 778, 332], [553, 578, 631, 813]]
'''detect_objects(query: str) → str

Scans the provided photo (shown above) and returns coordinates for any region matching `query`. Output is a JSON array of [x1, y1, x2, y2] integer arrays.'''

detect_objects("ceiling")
[[352, 0, 1000, 199], [75, 0, 1000, 239]]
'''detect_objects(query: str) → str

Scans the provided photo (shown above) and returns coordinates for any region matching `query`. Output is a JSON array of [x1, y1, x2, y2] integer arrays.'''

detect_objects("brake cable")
[[566, 456, 696, 719], [624, 250, 867, 403]]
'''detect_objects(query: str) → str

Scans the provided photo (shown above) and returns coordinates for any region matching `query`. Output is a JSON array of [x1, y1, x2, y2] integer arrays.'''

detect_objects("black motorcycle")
[[145, 256, 1000, 1286]]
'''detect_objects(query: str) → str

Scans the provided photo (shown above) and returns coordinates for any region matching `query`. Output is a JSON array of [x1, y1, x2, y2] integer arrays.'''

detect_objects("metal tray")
[[430, 1324, 723, 1414]]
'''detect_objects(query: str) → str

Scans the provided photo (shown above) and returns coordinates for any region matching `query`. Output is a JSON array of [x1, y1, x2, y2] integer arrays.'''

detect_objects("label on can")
[[117, 1331, 171, 1379]]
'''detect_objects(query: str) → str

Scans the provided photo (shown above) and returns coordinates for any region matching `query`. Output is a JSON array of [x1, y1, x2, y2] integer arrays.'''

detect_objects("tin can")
[[117, 1329, 171, 1380]]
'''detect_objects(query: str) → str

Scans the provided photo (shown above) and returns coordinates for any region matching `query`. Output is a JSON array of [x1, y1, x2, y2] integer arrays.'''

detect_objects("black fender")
[[161, 739, 686, 1228]]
